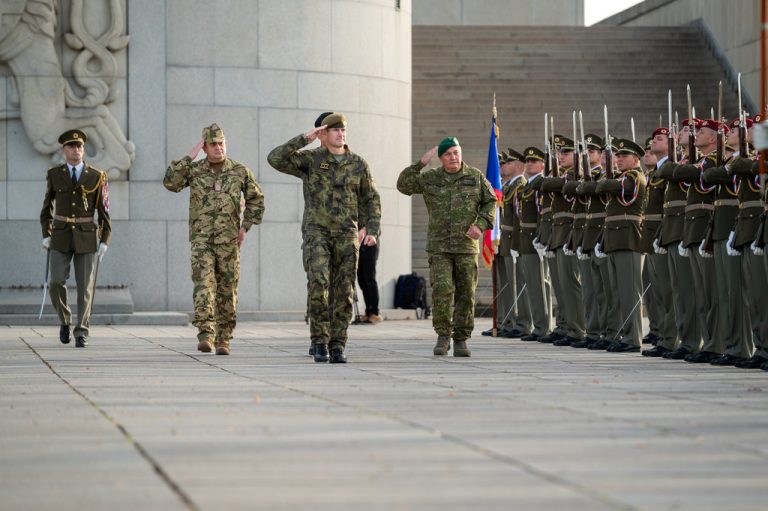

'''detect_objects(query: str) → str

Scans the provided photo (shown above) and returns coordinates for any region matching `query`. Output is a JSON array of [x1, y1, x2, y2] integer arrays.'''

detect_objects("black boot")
[[329, 346, 347, 364], [313, 343, 329, 363], [59, 325, 72, 344]]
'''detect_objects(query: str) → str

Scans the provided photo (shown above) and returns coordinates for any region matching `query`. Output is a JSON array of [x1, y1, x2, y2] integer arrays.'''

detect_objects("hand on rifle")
[[42, 237, 50, 250], [96, 242, 108, 259]]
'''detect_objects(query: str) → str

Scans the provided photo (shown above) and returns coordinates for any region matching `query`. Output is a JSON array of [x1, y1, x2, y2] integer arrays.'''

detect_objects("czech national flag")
[[481, 106, 503, 268]]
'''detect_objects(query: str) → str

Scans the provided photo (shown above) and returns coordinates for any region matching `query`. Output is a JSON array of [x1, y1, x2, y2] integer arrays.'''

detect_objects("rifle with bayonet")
[[550, 115, 559, 177], [603, 105, 614, 179], [544, 113, 552, 176], [572, 111, 581, 181], [687, 84, 697, 163], [668, 90, 678, 163], [579, 110, 590, 181]]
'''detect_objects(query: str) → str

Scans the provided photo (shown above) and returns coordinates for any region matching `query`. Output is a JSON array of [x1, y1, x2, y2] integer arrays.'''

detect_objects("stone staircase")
[[411, 25, 742, 307]]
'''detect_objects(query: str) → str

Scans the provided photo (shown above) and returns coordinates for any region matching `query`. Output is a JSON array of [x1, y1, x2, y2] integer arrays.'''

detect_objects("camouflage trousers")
[[303, 233, 359, 348], [428, 252, 478, 341], [191, 242, 240, 346]]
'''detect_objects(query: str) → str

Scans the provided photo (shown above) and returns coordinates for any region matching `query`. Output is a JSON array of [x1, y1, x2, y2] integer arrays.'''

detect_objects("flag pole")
[[491, 93, 498, 337]]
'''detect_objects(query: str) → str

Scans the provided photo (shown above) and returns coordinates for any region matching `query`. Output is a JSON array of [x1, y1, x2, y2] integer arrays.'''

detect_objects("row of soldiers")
[[486, 115, 768, 371]]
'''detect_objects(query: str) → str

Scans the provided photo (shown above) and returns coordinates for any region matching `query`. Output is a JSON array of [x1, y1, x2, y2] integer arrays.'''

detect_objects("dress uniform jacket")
[[501, 176, 527, 254], [541, 169, 577, 249], [517, 174, 542, 255], [731, 157, 763, 248], [40, 163, 111, 253], [595, 168, 647, 252], [656, 160, 689, 246], [576, 167, 607, 252], [642, 166, 666, 253], [672, 153, 718, 247], [702, 158, 741, 242]]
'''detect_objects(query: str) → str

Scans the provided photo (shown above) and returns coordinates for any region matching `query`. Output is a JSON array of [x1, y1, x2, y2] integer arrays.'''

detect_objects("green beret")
[[315, 111, 333, 128], [202, 123, 225, 143], [323, 113, 347, 129], [615, 138, 644, 157], [523, 146, 545, 161], [58, 129, 86, 145], [438, 137, 460, 157]]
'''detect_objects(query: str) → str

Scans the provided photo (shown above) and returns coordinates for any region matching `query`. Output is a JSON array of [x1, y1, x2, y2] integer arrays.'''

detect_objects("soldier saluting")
[[40, 129, 111, 348], [397, 137, 497, 357], [164, 123, 264, 355], [268, 113, 381, 364]]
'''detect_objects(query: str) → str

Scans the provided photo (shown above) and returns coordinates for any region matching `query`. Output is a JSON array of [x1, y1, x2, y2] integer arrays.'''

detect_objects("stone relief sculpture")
[[0, 0, 134, 176]]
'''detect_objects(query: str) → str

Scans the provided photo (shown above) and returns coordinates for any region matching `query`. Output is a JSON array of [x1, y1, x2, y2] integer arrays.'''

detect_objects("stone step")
[[0, 287, 134, 315]]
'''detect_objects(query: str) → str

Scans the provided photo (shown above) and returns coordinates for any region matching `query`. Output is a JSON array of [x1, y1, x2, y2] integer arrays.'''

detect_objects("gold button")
[[72, 203, 75, 206]]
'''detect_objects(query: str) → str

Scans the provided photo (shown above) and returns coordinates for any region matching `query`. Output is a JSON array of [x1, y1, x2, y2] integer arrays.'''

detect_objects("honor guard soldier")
[[164, 123, 265, 355], [398, 137, 497, 357], [518, 147, 553, 341], [726, 116, 768, 369], [540, 136, 586, 346], [484, 149, 531, 338], [40, 129, 111, 348], [655, 119, 704, 360], [595, 138, 648, 352], [573, 135, 615, 348], [268, 113, 381, 363], [671, 119, 722, 362], [641, 128, 679, 357]]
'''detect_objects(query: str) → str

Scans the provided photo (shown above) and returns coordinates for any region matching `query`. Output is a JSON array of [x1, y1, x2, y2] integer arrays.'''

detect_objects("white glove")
[[42, 237, 50, 250], [678, 242, 690, 258], [510, 249, 519, 263], [653, 238, 667, 255], [545, 249, 556, 259], [535, 245, 546, 258], [594, 242, 608, 259], [96, 243, 108, 258], [532, 237, 544, 251], [753, 121, 768, 151], [562, 245, 574, 256], [752, 238, 765, 256], [726, 231, 741, 256], [698, 239, 713, 258]]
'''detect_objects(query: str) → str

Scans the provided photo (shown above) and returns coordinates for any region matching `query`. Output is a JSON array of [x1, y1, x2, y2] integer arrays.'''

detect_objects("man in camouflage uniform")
[[164, 123, 264, 356], [40, 129, 111, 348], [268, 113, 381, 364], [397, 137, 497, 357]]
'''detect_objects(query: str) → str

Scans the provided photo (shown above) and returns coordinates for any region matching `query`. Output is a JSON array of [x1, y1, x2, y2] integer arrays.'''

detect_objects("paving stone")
[[1, 319, 766, 510]]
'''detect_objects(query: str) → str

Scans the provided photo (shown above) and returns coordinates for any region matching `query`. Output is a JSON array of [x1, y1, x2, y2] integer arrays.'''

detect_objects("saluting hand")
[[304, 125, 327, 144], [188, 140, 204, 159], [466, 224, 483, 240], [420, 146, 438, 165]]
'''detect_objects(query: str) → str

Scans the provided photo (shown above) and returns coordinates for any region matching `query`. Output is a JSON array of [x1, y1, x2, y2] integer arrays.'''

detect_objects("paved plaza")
[[1, 319, 767, 511]]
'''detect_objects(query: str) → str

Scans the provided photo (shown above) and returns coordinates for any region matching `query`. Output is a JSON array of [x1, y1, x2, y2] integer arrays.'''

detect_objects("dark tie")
[[71, 167, 77, 186]]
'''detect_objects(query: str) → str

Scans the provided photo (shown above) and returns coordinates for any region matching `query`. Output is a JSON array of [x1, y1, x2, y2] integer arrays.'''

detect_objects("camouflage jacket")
[[163, 156, 264, 244], [267, 134, 381, 237], [398, 160, 497, 254]]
